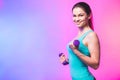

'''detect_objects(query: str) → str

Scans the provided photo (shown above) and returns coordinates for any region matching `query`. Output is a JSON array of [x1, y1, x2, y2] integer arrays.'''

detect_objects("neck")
[[78, 27, 84, 31], [79, 25, 90, 32]]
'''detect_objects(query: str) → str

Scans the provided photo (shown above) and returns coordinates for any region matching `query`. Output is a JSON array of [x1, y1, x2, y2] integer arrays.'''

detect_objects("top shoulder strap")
[[80, 30, 93, 40]]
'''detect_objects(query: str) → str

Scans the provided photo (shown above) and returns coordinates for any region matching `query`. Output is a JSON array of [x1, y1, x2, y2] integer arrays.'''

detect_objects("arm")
[[69, 32, 100, 69]]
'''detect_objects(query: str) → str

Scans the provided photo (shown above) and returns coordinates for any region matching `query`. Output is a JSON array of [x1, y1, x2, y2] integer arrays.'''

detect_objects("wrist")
[[72, 48, 78, 53], [73, 49, 84, 56]]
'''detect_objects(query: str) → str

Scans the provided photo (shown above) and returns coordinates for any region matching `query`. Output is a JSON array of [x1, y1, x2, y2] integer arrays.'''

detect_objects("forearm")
[[73, 49, 99, 69]]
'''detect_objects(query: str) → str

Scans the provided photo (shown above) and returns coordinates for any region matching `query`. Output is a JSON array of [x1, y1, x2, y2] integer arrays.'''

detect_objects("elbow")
[[92, 61, 99, 70], [93, 65, 99, 70]]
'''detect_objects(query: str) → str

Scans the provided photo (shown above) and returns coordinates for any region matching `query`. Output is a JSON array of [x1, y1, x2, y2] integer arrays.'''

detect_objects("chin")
[[77, 25, 82, 27]]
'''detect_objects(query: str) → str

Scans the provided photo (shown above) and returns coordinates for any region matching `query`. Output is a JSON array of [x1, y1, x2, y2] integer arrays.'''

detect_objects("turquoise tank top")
[[67, 30, 94, 80]]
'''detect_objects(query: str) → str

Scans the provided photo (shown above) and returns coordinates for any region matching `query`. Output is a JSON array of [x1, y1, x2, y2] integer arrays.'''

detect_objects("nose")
[[75, 17, 80, 22]]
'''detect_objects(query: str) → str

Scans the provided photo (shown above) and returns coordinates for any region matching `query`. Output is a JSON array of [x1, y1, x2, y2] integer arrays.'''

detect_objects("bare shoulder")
[[87, 31, 99, 42], [89, 31, 98, 37]]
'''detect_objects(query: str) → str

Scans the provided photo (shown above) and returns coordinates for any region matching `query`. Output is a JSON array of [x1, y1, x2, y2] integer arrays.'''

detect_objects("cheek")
[[81, 17, 86, 21], [81, 17, 88, 23], [72, 17, 76, 22]]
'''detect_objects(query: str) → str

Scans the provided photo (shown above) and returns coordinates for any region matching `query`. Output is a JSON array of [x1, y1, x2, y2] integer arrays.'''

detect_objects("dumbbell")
[[73, 40, 80, 48], [59, 53, 69, 65]]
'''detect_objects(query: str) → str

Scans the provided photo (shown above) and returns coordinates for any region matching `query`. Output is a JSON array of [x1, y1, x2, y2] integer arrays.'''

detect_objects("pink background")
[[0, 0, 120, 80]]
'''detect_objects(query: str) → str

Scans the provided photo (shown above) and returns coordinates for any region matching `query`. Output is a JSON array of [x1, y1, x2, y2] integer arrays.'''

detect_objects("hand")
[[59, 53, 66, 63], [69, 44, 79, 55], [59, 53, 69, 65], [69, 44, 77, 50]]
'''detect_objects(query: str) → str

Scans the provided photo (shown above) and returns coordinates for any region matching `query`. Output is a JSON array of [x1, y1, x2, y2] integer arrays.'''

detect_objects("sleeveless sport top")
[[67, 30, 94, 80]]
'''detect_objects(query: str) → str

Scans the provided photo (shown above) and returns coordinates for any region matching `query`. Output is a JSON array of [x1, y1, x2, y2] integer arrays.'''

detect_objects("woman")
[[60, 2, 100, 80]]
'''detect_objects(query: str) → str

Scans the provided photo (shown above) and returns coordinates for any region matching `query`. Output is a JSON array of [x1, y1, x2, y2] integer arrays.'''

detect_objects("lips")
[[76, 22, 81, 25]]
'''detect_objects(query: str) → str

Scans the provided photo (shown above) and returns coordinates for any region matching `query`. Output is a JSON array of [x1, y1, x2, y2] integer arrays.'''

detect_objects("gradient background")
[[0, 0, 120, 80]]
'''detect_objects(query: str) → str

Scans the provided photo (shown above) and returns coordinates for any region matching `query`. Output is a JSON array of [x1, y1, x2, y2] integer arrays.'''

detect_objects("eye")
[[78, 14, 84, 16], [73, 14, 76, 17]]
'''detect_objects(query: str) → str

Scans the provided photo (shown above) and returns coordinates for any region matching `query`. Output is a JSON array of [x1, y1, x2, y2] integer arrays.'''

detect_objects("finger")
[[69, 44, 73, 49], [60, 58, 66, 63], [61, 54, 65, 57]]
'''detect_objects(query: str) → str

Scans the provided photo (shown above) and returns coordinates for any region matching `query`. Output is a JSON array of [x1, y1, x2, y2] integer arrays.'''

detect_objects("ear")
[[88, 14, 92, 19]]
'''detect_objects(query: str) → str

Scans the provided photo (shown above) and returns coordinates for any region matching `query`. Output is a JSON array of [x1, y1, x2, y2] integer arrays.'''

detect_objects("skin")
[[60, 7, 100, 70]]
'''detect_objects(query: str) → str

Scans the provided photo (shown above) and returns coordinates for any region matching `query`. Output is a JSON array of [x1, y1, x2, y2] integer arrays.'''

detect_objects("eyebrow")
[[73, 13, 84, 16]]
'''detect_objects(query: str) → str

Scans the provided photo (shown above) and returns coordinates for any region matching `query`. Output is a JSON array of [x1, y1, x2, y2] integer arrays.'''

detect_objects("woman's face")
[[72, 7, 90, 28]]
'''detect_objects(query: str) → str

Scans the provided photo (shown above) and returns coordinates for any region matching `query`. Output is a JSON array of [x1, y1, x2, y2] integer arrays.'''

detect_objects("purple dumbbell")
[[59, 53, 63, 57], [73, 40, 80, 48], [59, 53, 69, 65]]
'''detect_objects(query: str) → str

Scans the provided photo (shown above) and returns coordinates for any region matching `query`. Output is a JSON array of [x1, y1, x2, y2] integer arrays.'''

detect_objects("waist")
[[70, 66, 93, 79]]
